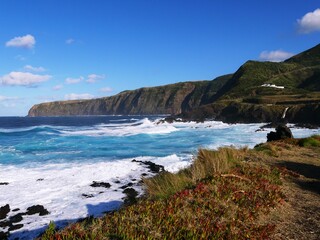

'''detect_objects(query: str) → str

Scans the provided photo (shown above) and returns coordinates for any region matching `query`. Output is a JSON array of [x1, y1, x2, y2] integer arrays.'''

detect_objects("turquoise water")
[[0, 116, 319, 239]]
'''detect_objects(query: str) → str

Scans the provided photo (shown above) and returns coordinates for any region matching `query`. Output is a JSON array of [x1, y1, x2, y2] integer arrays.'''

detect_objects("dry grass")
[[37, 136, 320, 240], [144, 147, 247, 199]]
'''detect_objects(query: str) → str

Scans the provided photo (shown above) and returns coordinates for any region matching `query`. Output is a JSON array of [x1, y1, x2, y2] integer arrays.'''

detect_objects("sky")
[[0, 0, 319, 116]]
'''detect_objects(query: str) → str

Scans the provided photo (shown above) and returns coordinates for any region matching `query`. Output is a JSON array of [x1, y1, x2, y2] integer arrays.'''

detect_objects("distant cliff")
[[28, 76, 230, 117], [28, 44, 320, 125]]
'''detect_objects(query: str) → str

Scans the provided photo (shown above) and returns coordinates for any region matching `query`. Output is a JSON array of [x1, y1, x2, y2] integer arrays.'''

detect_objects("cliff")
[[28, 76, 231, 116], [28, 44, 320, 125]]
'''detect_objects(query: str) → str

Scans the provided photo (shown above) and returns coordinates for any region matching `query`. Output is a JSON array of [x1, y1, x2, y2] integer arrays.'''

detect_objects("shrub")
[[298, 135, 320, 147]]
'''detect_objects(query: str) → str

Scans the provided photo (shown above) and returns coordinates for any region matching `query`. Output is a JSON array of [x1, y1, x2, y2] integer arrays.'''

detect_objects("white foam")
[[60, 118, 178, 137], [169, 120, 231, 129], [0, 154, 191, 239]]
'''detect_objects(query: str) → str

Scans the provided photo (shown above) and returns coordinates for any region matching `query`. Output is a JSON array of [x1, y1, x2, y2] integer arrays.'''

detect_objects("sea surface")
[[1, 116, 319, 239]]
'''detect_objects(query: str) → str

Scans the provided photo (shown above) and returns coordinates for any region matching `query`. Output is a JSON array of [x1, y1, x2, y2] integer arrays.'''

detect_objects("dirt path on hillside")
[[261, 141, 320, 239]]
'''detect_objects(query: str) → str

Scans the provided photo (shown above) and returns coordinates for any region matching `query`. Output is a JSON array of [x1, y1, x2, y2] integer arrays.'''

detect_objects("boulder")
[[267, 125, 293, 142]]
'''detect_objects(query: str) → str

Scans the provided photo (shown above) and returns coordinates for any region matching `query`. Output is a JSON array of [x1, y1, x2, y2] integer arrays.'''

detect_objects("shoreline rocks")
[[267, 125, 293, 142], [0, 204, 50, 238]]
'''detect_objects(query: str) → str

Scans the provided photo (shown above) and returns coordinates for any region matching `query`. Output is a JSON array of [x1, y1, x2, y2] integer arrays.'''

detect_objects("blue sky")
[[0, 0, 319, 116]]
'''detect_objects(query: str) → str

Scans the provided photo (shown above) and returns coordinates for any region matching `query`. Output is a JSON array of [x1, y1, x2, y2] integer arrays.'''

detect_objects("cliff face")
[[28, 78, 230, 117], [179, 102, 320, 125], [28, 44, 320, 125]]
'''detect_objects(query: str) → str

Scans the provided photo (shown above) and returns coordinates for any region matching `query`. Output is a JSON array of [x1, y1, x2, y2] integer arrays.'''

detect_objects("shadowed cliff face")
[[28, 79, 230, 117]]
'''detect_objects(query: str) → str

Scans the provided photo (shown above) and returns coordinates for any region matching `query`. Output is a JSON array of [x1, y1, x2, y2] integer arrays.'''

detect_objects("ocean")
[[1, 116, 319, 239]]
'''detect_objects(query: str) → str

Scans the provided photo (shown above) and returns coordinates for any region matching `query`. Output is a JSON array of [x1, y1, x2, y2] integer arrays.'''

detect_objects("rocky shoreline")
[[0, 159, 165, 239]]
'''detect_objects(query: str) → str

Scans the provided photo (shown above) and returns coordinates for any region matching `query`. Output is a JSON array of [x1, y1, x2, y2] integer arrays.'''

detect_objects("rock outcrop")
[[267, 125, 293, 142]]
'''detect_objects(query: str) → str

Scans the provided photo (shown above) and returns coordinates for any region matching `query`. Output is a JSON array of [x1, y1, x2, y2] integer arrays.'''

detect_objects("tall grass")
[[40, 146, 286, 240], [298, 135, 320, 147], [144, 147, 246, 199]]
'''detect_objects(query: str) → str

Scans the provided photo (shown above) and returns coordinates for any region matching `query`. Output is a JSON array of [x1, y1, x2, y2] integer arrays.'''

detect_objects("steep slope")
[[28, 44, 320, 125], [28, 76, 231, 116], [179, 44, 320, 124], [285, 43, 320, 67], [211, 44, 320, 101]]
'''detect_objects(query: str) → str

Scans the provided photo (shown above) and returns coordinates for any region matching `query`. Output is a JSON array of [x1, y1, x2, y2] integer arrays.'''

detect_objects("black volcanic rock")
[[9, 213, 23, 223], [267, 125, 293, 142], [0, 230, 8, 239], [90, 181, 111, 188], [132, 159, 165, 173], [26, 205, 49, 216], [122, 188, 139, 205], [0, 204, 10, 220], [9, 223, 23, 231]]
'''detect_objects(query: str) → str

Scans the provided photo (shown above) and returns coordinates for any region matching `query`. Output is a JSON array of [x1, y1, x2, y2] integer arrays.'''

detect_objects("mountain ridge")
[[28, 44, 320, 125]]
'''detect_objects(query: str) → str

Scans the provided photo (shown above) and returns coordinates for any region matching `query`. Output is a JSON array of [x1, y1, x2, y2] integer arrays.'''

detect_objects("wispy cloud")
[[64, 93, 94, 100], [6, 34, 36, 49], [100, 87, 113, 93], [259, 50, 294, 62], [86, 74, 105, 83], [66, 38, 75, 44], [53, 84, 63, 91], [65, 76, 83, 84], [0, 95, 19, 101], [24, 65, 46, 72], [297, 8, 320, 34], [15, 55, 26, 61], [0, 95, 20, 108], [0, 72, 51, 87]]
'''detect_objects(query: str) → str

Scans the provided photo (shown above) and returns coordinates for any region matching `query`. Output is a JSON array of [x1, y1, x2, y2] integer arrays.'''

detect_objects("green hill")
[[28, 44, 320, 125]]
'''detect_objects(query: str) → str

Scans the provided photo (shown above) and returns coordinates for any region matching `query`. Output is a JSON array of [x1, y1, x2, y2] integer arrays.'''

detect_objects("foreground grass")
[[40, 135, 320, 240]]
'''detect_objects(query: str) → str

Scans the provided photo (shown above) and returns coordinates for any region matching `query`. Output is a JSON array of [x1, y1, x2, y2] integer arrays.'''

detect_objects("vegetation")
[[298, 135, 320, 147], [29, 44, 320, 127], [38, 133, 320, 240]]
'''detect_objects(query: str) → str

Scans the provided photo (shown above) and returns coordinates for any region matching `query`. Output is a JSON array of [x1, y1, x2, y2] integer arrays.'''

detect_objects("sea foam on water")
[[0, 116, 319, 239]]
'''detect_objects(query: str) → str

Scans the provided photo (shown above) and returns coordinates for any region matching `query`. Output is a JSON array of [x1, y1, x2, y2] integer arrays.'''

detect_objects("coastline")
[[1, 117, 320, 239], [38, 134, 320, 239]]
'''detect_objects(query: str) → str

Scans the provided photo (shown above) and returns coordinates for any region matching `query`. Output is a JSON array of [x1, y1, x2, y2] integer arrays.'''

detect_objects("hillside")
[[28, 76, 230, 117], [28, 44, 320, 125]]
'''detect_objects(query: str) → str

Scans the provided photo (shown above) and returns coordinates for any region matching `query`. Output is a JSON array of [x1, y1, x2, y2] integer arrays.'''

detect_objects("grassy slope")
[[39, 136, 320, 240], [214, 44, 320, 100], [177, 44, 320, 124]]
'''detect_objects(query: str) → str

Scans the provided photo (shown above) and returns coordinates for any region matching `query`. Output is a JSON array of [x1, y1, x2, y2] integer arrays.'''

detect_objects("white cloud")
[[259, 50, 294, 62], [53, 84, 63, 91], [297, 8, 320, 34], [64, 93, 94, 100], [86, 74, 105, 83], [0, 72, 51, 86], [66, 38, 75, 44], [0, 95, 18, 101], [24, 65, 46, 72], [65, 76, 83, 84], [100, 87, 113, 93], [6, 34, 36, 48]]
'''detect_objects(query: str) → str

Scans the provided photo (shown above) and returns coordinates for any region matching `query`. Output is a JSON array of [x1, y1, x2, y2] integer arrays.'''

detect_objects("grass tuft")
[[191, 147, 242, 182], [144, 147, 245, 199], [143, 170, 193, 199], [298, 135, 320, 147]]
